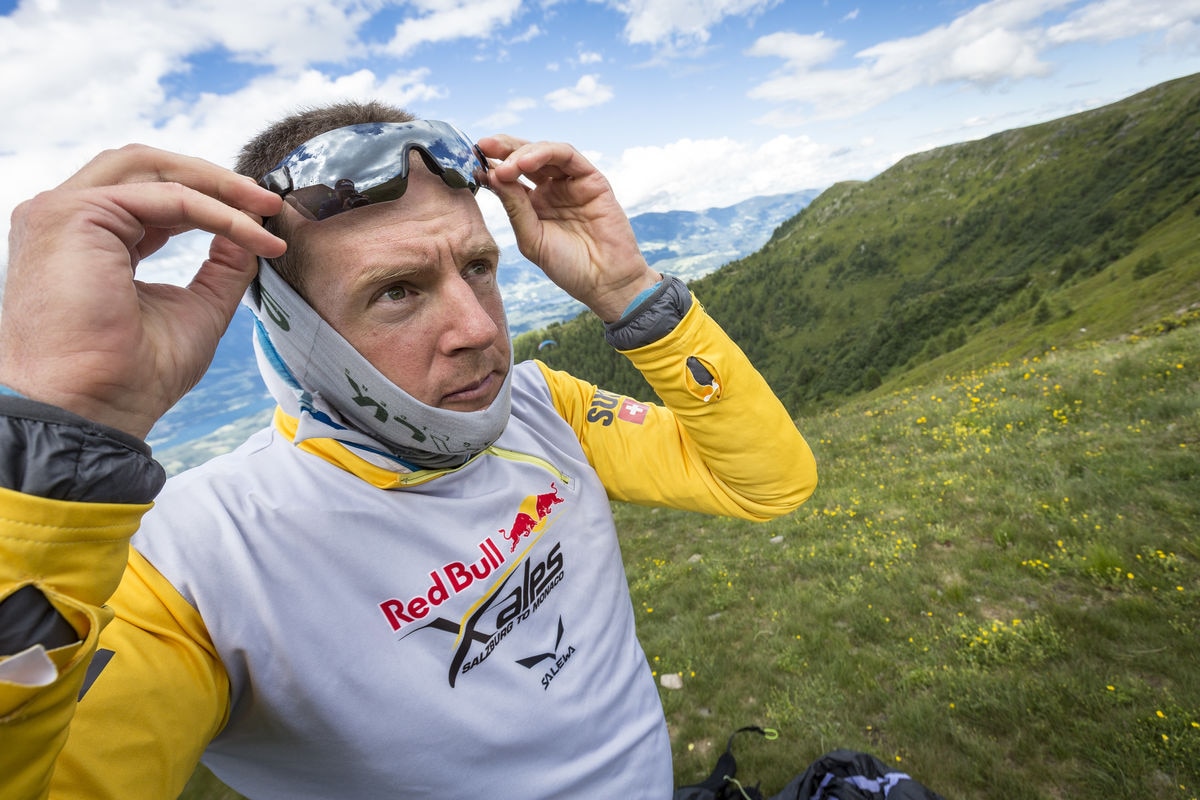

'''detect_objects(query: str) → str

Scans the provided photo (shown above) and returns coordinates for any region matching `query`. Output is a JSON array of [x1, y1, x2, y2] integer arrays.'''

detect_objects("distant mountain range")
[[147, 189, 818, 453], [494, 189, 819, 334]]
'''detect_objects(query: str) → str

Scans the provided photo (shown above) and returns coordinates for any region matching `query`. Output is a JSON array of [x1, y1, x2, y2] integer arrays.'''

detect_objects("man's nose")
[[440, 277, 500, 352]]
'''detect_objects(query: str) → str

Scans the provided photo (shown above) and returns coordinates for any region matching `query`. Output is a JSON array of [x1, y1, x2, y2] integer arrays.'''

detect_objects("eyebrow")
[[352, 241, 502, 291], [460, 241, 503, 264]]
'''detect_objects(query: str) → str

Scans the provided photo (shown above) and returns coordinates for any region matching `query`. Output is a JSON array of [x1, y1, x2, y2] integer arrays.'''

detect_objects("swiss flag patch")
[[618, 399, 649, 424]]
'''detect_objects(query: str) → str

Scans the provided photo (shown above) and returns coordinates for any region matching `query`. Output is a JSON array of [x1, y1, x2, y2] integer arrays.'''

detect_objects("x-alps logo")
[[420, 542, 565, 687], [375, 481, 570, 687], [587, 389, 649, 426]]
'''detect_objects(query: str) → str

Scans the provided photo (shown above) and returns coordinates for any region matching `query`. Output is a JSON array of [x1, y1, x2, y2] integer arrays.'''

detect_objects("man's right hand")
[[0, 145, 286, 440]]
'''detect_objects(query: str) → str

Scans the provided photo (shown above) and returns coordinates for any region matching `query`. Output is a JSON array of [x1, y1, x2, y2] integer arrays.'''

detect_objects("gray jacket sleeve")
[[0, 394, 165, 504], [603, 274, 693, 351], [0, 394, 165, 655]]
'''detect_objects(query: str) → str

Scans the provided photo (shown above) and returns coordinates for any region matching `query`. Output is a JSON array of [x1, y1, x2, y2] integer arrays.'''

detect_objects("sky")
[[2, 0, 1199, 286]]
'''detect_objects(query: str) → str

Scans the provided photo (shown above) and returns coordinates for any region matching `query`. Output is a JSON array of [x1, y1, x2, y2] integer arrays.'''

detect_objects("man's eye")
[[382, 286, 409, 302], [465, 262, 493, 279]]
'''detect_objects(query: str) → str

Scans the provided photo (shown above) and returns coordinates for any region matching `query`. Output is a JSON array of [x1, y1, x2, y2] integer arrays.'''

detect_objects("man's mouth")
[[440, 371, 501, 409]]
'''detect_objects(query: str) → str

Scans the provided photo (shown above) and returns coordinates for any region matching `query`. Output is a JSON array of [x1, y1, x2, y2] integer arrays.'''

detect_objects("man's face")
[[288, 163, 511, 412]]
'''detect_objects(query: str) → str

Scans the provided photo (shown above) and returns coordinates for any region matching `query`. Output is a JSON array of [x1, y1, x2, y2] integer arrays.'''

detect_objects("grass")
[[622, 317, 1199, 799], [178, 317, 1199, 799]]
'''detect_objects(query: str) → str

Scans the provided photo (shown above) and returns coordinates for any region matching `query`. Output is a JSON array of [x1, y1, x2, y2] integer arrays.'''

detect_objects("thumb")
[[189, 234, 263, 323], [488, 176, 544, 259]]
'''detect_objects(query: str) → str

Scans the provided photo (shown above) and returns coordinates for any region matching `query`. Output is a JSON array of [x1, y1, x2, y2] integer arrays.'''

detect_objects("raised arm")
[[1, 144, 286, 438], [1, 145, 285, 799], [478, 134, 815, 519]]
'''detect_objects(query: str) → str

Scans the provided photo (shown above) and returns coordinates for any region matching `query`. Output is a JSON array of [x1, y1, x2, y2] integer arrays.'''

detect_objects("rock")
[[660, 673, 684, 690]]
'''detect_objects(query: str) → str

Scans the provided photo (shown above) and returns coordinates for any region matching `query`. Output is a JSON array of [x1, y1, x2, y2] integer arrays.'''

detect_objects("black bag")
[[673, 727, 947, 800], [769, 749, 947, 800], [673, 726, 774, 800]]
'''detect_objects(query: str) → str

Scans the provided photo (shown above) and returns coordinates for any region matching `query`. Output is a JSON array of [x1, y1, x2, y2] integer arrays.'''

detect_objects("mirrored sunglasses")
[[258, 119, 489, 221]]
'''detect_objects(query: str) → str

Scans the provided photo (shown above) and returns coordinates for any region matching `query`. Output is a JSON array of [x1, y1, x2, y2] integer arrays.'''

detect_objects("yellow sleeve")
[[539, 297, 817, 520], [52, 547, 230, 800], [0, 487, 228, 800], [0, 486, 142, 800]]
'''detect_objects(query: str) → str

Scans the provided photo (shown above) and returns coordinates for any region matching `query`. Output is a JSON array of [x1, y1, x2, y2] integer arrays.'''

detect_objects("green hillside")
[[627, 317, 1199, 799], [515, 73, 1200, 413]]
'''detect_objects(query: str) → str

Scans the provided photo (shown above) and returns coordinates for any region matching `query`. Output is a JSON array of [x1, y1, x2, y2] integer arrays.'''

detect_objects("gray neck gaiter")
[[244, 259, 512, 471]]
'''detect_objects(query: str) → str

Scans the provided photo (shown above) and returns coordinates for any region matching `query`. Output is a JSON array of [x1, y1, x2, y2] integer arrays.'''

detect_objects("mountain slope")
[[516, 73, 1200, 413]]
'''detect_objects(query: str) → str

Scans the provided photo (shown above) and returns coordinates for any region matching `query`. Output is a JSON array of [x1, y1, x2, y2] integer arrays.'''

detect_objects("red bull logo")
[[378, 537, 505, 633], [501, 482, 564, 552]]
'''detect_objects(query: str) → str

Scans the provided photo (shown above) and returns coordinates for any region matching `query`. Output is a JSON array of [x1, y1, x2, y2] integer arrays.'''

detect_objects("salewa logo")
[[517, 616, 577, 691]]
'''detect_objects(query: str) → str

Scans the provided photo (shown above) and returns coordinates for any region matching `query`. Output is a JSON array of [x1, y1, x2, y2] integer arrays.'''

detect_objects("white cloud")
[[545, 74, 614, 110], [380, 0, 523, 58], [577, 50, 604, 64], [0, 0, 389, 154], [747, 0, 1079, 122], [1046, 0, 1200, 44], [604, 0, 782, 49], [477, 97, 539, 130], [746, 0, 1199, 126], [1162, 20, 1200, 55], [830, 0, 1070, 84], [746, 31, 843, 71], [510, 23, 544, 44], [600, 133, 854, 216]]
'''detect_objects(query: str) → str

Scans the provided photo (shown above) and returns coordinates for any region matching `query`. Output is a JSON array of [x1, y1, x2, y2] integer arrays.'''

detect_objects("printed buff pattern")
[[131, 362, 674, 800]]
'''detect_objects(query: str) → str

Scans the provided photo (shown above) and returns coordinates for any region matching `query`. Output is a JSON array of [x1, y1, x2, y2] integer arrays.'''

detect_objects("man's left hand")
[[478, 135, 660, 323]]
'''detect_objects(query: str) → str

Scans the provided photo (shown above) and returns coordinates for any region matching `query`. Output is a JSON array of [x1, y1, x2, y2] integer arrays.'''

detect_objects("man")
[[0, 101, 817, 798], [316, 178, 368, 220]]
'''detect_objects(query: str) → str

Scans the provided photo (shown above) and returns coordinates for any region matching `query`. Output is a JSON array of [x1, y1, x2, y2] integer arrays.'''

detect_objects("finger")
[[59, 143, 284, 219], [479, 140, 565, 185], [476, 134, 528, 161], [109, 181, 286, 259], [188, 235, 262, 320], [509, 141, 597, 183], [477, 136, 541, 189]]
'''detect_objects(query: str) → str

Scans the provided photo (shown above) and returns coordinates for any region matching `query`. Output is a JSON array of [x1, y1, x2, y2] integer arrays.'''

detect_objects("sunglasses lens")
[[261, 121, 487, 220]]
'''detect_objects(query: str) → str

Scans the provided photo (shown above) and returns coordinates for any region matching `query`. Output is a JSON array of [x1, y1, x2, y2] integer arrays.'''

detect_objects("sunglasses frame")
[[258, 119, 490, 221]]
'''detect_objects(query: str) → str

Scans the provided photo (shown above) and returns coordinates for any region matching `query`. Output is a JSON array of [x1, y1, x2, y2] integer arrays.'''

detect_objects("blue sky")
[[2, 0, 1199, 285]]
